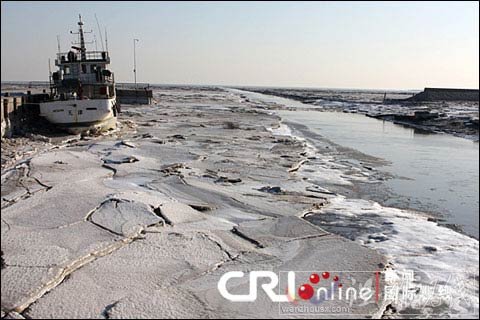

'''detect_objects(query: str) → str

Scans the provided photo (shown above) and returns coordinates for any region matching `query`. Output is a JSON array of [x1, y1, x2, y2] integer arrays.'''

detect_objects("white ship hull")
[[39, 98, 117, 134]]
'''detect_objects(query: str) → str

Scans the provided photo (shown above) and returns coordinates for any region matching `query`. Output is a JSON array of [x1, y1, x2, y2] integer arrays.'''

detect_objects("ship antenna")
[[95, 14, 105, 51], [56, 35, 61, 54], [48, 58, 53, 96], [105, 27, 108, 52]]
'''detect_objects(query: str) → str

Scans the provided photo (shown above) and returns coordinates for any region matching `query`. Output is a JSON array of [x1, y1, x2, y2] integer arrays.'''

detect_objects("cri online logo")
[[292, 272, 341, 303], [218, 271, 380, 303]]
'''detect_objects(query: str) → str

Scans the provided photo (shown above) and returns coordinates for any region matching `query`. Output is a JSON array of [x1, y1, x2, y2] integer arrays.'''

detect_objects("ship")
[[39, 15, 119, 134]]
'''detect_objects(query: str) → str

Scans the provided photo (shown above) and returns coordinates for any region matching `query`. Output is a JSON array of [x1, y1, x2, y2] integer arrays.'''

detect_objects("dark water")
[[233, 89, 479, 239], [280, 110, 479, 239]]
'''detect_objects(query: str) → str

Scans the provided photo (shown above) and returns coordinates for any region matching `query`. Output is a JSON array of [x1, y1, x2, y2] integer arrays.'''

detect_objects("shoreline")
[[229, 88, 478, 239], [270, 116, 480, 318], [282, 118, 479, 238], [237, 88, 479, 142], [282, 119, 478, 240], [236, 86, 479, 236], [232, 88, 479, 316]]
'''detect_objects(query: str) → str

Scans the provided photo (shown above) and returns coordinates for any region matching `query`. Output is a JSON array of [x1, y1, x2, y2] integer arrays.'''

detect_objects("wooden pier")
[[1, 93, 46, 138]]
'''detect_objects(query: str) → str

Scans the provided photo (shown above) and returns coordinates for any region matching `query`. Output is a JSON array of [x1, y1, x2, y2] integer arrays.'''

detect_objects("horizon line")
[[4, 80, 478, 92]]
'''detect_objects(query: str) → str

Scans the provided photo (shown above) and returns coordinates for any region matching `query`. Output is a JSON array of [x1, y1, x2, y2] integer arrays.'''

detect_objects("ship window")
[[64, 66, 70, 75], [78, 110, 83, 115], [81, 64, 87, 73], [86, 107, 97, 110], [53, 109, 64, 112], [90, 65, 96, 73]]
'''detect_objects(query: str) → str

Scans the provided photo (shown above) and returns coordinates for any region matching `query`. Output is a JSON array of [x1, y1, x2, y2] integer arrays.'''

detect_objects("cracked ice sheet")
[[1, 222, 120, 310], [89, 140, 199, 172], [180, 172, 325, 214], [1, 178, 111, 229], [148, 175, 313, 222], [0, 149, 164, 312], [103, 190, 172, 208], [181, 234, 386, 319], [1, 87, 390, 318], [1, 165, 49, 209], [28, 150, 110, 186], [24, 231, 230, 319], [159, 202, 206, 225], [1, 150, 114, 229], [90, 199, 162, 236], [103, 288, 213, 319], [233, 216, 329, 247]]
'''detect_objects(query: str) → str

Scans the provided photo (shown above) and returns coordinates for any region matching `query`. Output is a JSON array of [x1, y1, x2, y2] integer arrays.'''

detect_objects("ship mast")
[[70, 15, 93, 60], [78, 14, 86, 60]]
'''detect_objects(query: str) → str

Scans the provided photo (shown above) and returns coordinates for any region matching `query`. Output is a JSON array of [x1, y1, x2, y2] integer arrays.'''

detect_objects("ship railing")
[[116, 82, 150, 90], [78, 78, 114, 85], [56, 51, 110, 64], [53, 79, 114, 88], [25, 81, 51, 88]]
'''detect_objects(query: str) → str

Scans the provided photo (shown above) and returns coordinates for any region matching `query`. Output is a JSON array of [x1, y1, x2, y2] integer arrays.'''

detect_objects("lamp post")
[[133, 38, 139, 91]]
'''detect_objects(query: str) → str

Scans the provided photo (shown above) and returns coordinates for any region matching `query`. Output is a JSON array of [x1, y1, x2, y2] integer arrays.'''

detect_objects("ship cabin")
[[51, 49, 115, 101]]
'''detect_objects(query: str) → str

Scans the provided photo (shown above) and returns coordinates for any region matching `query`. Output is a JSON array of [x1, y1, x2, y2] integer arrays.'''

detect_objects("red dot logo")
[[322, 272, 330, 279], [309, 273, 320, 284], [333, 275, 339, 282], [298, 284, 314, 300]]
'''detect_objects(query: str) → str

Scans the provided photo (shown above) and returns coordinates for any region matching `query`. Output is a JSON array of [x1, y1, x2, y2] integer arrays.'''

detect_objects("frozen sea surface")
[[234, 88, 480, 317]]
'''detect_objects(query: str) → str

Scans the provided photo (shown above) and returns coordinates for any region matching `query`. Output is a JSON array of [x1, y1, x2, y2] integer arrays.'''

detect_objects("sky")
[[1, 1, 479, 90]]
